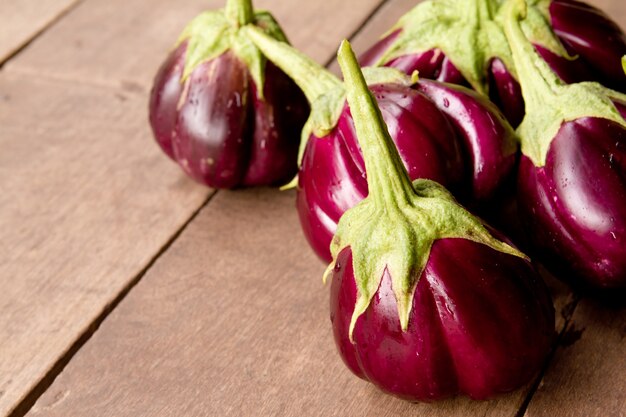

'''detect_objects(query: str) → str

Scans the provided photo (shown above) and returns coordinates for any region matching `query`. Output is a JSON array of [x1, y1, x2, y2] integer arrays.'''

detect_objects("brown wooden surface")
[[0, 0, 81, 63], [525, 299, 626, 417], [4, 0, 383, 88], [0, 73, 211, 417], [0, 0, 625, 416]]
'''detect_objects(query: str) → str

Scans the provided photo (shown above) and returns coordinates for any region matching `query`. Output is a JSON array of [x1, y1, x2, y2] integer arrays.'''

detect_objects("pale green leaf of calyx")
[[178, 11, 233, 81], [515, 0, 570, 57], [253, 11, 288, 43], [177, 10, 290, 99], [502, 0, 626, 166], [231, 30, 266, 95], [375, 0, 513, 94], [296, 86, 346, 165], [325, 179, 527, 340], [518, 81, 626, 166]]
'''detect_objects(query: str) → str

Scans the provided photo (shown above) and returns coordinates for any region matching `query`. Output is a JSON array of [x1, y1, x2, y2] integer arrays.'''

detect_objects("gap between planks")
[[8, 190, 217, 417], [515, 296, 581, 417], [6, 1, 390, 415], [0, 0, 86, 69]]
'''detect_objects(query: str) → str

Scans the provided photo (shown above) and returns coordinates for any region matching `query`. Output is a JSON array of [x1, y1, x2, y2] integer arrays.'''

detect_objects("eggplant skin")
[[149, 42, 308, 189], [329, 241, 555, 401], [550, 0, 626, 93], [517, 118, 626, 290]]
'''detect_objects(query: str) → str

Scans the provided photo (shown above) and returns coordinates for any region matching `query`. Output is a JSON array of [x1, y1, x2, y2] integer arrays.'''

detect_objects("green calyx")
[[373, 0, 568, 95], [176, 0, 287, 99], [503, 0, 626, 166], [245, 26, 417, 171], [329, 40, 526, 340]]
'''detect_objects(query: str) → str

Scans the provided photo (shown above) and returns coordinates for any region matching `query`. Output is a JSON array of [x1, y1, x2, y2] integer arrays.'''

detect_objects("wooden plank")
[[0, 73, 210, 417], [5, 0, 384, 89], [24, 189, 546, 417], [0, 0, 80, 63], [524, 300, 626, 417], [327, 0, 416, 75]]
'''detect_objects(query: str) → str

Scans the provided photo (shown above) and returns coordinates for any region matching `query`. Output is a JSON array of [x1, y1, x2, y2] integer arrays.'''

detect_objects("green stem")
[[225, 0, 254, 27], [245, 26, 342, 104], [502, 0, 563, 116], [337, 40, 414, 209]]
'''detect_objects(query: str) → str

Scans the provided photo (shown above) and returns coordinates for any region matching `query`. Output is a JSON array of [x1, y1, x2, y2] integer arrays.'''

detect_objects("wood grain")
[[26, 189, 538, 417], [524, 300, 626, 417], [0, 0, 80, 63], [328, 0, 417, 75], [5, 0, 384, 89], [0, 73, 210, 417]]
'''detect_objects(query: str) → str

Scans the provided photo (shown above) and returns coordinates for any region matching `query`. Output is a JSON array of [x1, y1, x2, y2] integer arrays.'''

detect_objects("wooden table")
[[1, 0, 624, 416]]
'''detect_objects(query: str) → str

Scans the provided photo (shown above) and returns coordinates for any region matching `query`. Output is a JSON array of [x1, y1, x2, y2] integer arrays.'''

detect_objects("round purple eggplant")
[[245, 26, 518, 263], [549, 0, 626, 92], [359, 0, 622, 127], [148, 0, 308, 188], [327, 41, 555, 401], [504, 0, 626, 289]]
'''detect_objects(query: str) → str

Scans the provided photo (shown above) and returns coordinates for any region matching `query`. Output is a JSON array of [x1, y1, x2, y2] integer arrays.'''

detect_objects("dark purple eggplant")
[[245, 26, 517, 262], [504, 0, 626, 290], [149, 0, 308, 188], [549, 0, 626, 92], [360, 0, 623, 127], [328, 40, 554, 401]]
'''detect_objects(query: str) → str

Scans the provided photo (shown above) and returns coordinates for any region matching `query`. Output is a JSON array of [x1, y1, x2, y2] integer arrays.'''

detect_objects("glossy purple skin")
[[298, 81, 517, 262], [550, 0, 626, 92], [149, 42, 308, 188], [517, 117, 626, 289], [414, 80, 517, 201], [330, 240, 555, 401], [359, 30, 467, 87]]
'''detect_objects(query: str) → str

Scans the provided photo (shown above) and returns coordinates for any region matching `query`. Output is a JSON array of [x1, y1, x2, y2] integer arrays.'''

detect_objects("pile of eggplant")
[[149, 0, 626, 401]]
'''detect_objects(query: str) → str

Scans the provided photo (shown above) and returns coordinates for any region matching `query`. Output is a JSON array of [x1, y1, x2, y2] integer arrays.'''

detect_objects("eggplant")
[[245, 27, 517, 262], [328, 40, 554, 401], [549, 0, 626, 92], [503, 0, 626, 290], [360, 0, 625, 127], [148, 0, 308, 188]]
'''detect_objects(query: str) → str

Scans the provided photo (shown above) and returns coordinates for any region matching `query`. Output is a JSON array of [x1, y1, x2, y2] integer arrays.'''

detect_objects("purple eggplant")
[[360, 0, 622, 127], [504, 0, 626, 290], [148, 0, 308, 188], [245, 27, 518, 262], [328, 41, 554, 401], [549, 0, 626, 92]]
